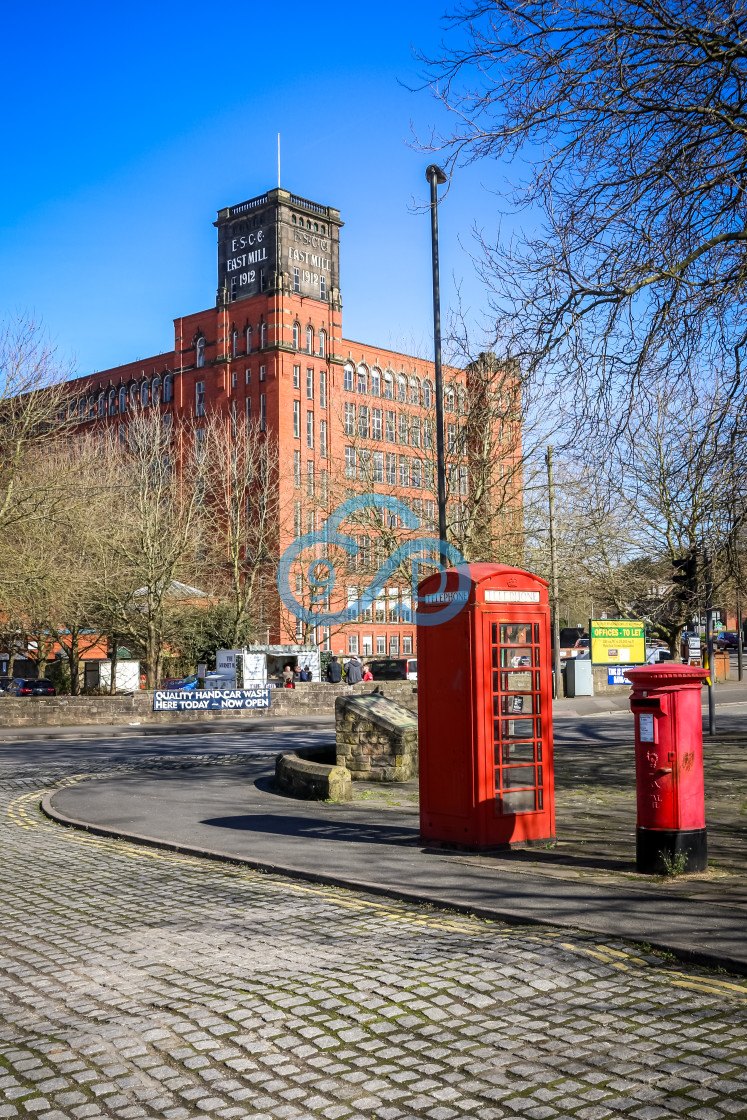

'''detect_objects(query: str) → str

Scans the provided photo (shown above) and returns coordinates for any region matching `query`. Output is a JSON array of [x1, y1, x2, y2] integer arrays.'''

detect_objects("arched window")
[[232, 329, 238, 358], [370, 367, 381, 396], [78, 397, 86, 418], [196, 337, 205, 368], [163, 374, 173, 403], [292, 322, 300, 349], [88, 395, 96, 418], [423, 380, 433, 408], [97, 393, 106, 417], [357, 364, 368, 394], [409, 378, 420, 405], [119, 386, 128, 413], [152, 376, 161, 405], [397, 375, 407, 402], [445, 386, 455, 412], [384, 371, 394, 399], [108, 389, 117, 415], [306, 325, 314, 354], [140, 381, 150, 407], [260, 320, 267, 348], [343, 363, 354, 392], [318, 329, 326, 358], [129, 382, 139, 409], [246, 325, 252, 352]]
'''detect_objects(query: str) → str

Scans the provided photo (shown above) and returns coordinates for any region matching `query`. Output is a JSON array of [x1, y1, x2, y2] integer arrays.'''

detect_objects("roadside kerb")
[[40, 786, 747, 977]]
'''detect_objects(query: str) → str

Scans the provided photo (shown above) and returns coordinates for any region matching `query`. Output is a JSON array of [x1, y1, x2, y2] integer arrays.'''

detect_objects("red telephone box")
[[625, 664, 708, 873], [417, 563, 555, 849]]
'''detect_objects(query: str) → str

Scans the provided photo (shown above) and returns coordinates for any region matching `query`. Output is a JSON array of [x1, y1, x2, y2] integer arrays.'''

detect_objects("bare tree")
[[99, 410, 208, 687], [201, 412, 281, 649], [418, 0, 747, 433], [0, 313, 70, 533], [524, 376, 747, 652]]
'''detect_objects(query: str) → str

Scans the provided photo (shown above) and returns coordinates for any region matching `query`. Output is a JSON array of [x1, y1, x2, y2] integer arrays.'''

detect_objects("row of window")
[[67, 375, 174, 422], [343, 448, 469, 495], [291, 323, 326, 356], [347, 634, 413, 657], [343, 404, 463, 452], [291, 215, 327, 234], [292, 403, 328, 454], [293, 365, 327, 406], [218, 323, 328, 364], [343, 363, 465, 411], [293, 454, 330, 500]]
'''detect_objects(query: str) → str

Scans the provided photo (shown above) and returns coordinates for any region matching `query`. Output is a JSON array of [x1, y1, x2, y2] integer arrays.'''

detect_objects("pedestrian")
[[282, 664, 295, 688], [325, 656, 342, 684], [346, 655, 363, 685], [298, 664, 310, 682], [362, 663, 373, 682]]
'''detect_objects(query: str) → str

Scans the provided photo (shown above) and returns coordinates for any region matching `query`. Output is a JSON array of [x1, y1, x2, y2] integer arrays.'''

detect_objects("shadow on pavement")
[[200, 813, 419, 846]]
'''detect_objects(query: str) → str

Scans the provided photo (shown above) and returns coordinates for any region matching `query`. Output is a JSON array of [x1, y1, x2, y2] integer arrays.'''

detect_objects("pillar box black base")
[[636, 826, 707, 874]]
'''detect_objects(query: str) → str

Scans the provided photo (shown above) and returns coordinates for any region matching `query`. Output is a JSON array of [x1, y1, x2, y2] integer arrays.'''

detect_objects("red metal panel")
[[626, 665, 707, 833]]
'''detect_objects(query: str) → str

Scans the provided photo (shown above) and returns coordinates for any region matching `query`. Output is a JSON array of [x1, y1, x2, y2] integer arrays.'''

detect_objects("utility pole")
[[738, 590, 744, 682], [546, 446, 561, 699], [426, 164, 448, 543], [704, 548, 716, 735]]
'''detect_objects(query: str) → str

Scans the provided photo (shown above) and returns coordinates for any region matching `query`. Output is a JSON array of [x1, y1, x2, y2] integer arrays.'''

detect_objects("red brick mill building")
[[64, 187, 517, 659]]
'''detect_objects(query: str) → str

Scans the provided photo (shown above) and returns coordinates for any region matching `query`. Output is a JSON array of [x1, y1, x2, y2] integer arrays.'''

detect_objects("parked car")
[[646, 647, 674, 665], [0, 676, 14, 695], [160, 674, 199, 690], [366, 658, 409, 681], [11, 678, 56, 696], [716, 631, 740, 651], [406, 658, 417, 681]]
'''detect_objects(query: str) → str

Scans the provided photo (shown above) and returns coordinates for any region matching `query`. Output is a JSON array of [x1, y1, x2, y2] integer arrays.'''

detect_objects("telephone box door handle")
[[654, 767, 673, 777]]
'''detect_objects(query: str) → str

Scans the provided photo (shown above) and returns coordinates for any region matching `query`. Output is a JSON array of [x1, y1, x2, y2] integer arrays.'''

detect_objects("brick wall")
[[0, 683, 417, 729]]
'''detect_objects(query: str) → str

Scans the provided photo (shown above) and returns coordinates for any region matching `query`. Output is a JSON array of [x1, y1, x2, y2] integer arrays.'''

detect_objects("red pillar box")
[[417, 563, 555, 849], [625, 664, 708, 873]]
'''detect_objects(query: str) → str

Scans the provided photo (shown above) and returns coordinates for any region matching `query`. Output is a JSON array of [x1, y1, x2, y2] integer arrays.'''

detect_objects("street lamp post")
[[426, 163, 448, 543]]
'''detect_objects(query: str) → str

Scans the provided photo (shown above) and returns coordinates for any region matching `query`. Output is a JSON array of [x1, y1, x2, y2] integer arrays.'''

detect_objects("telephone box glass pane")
[[501, 718, 535, 740], [496, 741, 535, 764], [501, 670, 533, 691], [534, 623, 540, 644], [503, 765, 536, 788], [499, 789, 537, 814], [497, 693, 538, 716], [500, 624, 533, 644], [500, 647, 534, 668]]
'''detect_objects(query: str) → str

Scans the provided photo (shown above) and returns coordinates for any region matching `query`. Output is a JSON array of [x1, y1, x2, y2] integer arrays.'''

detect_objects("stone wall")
[[335, 692, 419, 782], [275, 745, 352, 802], [0, 682, 418, 730]]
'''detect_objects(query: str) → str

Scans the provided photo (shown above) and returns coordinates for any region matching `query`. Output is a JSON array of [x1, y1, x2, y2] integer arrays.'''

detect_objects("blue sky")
[[0, 1, 502, 376]]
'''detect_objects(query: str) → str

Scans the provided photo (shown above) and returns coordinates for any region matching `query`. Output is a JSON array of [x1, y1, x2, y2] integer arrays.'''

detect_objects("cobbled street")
[[1, 728, 747, 1120]]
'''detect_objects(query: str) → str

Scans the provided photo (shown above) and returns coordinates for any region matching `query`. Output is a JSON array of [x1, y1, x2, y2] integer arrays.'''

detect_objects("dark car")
[[0, 676, 14, 695], [366, 658, 408, 681], [716, 631, 739, 650], [12, 678, 56, 697]]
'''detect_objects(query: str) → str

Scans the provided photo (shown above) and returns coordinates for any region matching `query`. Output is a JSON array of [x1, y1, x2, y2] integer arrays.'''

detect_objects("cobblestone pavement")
[[2, 753, 747, 1120]]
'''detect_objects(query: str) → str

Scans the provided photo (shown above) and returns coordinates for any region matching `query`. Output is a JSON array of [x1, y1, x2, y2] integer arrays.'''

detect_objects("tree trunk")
[[68, 630, 81, 695], [109, 635, 119, 694], [146, 620, 159, 689]]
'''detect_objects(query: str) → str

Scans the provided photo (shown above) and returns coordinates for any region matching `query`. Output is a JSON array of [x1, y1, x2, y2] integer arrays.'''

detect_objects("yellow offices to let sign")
[[590, 620, 646, 665]]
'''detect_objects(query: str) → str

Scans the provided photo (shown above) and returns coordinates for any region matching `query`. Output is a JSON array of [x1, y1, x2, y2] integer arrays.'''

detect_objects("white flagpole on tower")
[[277, 133, 281, 188]]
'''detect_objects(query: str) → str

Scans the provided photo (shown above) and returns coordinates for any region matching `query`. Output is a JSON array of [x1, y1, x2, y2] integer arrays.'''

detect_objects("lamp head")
[[426, 164, 448, 186]]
